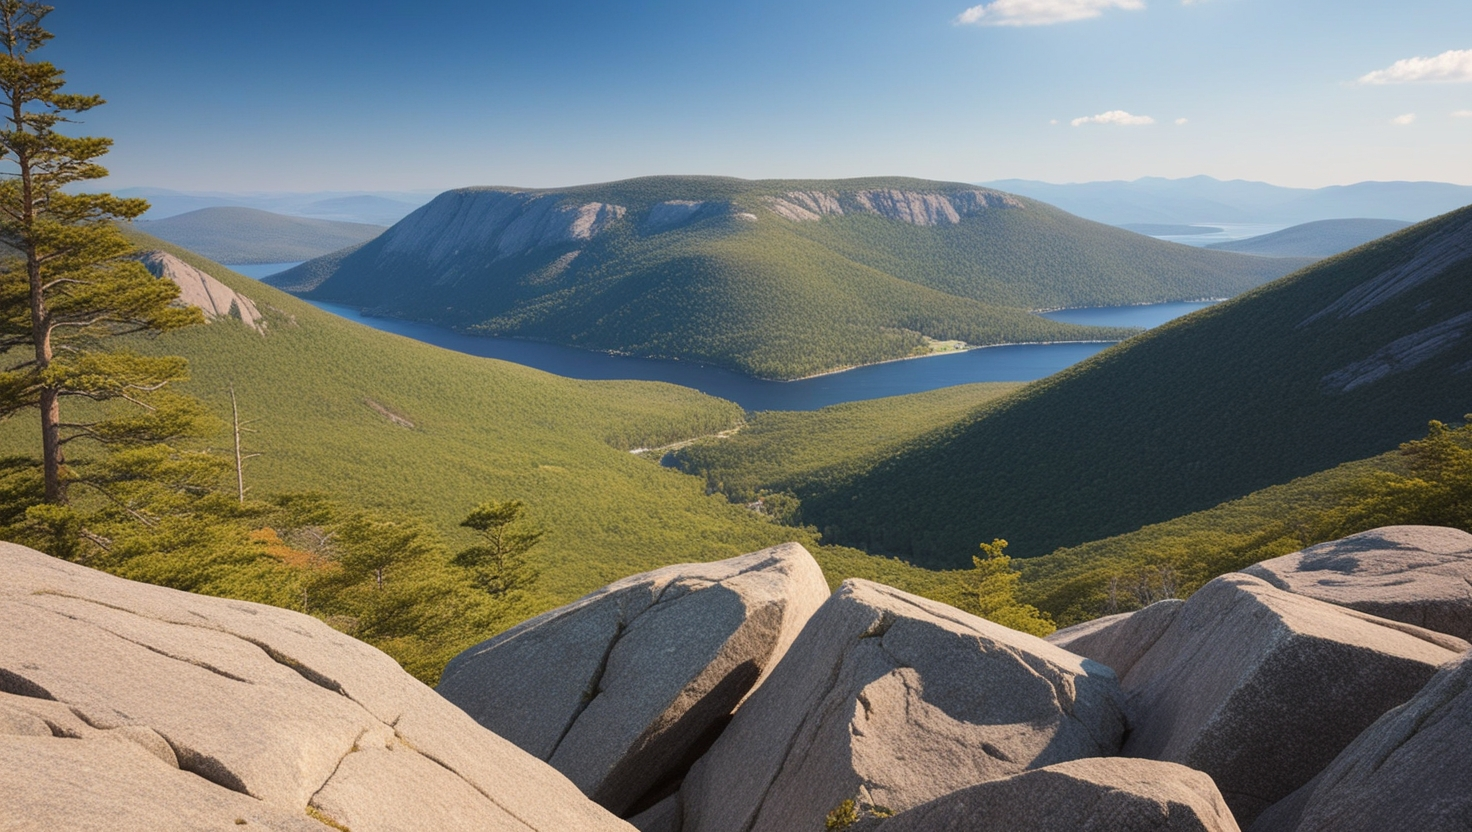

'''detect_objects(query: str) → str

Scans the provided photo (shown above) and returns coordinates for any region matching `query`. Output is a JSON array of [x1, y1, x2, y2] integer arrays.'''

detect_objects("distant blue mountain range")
[[981, 176, 1472, 226], [114, 188, 436, 225]]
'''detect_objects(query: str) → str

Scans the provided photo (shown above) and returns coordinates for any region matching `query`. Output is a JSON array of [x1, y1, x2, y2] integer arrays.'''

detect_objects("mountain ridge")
[[269, 175, 1304, 380]]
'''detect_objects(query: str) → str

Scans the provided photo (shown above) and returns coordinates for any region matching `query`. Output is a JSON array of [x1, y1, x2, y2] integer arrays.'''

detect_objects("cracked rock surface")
[[1248, 651, 1472, 832], [870, 757, 1241, 832], [437, 542, 831, 817], [0, 541, 633, 832], [1242, 525, 1472, 641], [1120, 573, 1468, 826], [679, 578, 1128, 832]]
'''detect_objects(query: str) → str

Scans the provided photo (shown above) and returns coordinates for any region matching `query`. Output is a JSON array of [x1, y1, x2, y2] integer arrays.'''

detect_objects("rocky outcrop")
[[1047, 598, 1183, 678], [679, 579, 1128, 832], [763, 188, 1021, 225], [378, 189, 625, 269], [135, 250, 265, 333], [1242, 526, 1472, 640], [763, 191, 845, 221], [437, 544, 831, 817], [868, 758, 1241, 832], [0, 541, 633, 832], [1120, 573, 1467, 825], [1248, 651, 1472, 832]]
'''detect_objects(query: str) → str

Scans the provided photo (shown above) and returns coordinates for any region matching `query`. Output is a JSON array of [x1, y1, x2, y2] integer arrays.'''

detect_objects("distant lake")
[[303, 300, 1216, 412]]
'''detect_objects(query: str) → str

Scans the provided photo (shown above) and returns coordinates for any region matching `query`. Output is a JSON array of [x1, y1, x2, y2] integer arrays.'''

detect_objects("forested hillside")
[[270, 176, 1301, 379], [765, 207, 1472, 564]]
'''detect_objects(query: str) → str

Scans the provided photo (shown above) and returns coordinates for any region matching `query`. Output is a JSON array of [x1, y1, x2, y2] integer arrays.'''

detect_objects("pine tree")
[[453, 499, 543, 597], [0, 0, 202, 505]]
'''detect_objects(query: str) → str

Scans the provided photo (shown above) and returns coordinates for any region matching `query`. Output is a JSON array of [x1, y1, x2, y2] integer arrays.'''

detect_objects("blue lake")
[[303, 299, 1217, 412]]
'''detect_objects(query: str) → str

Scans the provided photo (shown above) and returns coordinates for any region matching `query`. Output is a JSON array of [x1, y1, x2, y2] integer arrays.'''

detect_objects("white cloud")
[[1391, 113, 1417, 125], [1175, 117, 1189, 125], [1359, 49, 1472, 85], [1049, 119, 1060, 124], [1453, 110, 1472, 118], [955, 0, 1144, 27], [1071, 110, 1155, 126]]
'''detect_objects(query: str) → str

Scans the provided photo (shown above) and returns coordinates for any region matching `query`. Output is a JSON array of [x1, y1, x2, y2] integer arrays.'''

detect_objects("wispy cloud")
[[1174, 117, 1189, 125], [955, 0, 1144, 27], [1390, 113, 1417, 125], [1071, 110, 1155, 126], [1359, 49, 1472, 85], [1453, 110, 1472, 118]]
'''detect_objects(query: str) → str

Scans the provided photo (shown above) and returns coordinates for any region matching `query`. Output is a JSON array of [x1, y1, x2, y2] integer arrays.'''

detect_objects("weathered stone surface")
[[0, 734, 325, 831], [873, 758, 1241, 832], [437, 543, 830, 816], [679, 579, 1128, 832], [1242, 525, 1472, 640], [135, 249, 265, 332], [1048, 599, 1184, 678], [0, 541, 633, 832], [630, 794, 683, 832], [1249, 651, 1472, 832], [1121, 573, 1467, 825]]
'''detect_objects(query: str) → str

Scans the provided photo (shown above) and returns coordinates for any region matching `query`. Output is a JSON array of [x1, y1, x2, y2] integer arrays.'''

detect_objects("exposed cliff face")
[[378, 189, 626, 268], [764, 188, 1023, 225], [135, 251, 265, 333]]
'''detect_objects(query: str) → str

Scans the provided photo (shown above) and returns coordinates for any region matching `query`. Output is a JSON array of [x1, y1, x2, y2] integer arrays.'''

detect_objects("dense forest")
[[777, 208, 1472, 563]]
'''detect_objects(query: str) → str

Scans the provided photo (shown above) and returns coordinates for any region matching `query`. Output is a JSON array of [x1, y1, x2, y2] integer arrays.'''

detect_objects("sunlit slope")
[[0, 228, 949, 602], [271, 176, 1300, 379], [798, 206, 1472, 565]]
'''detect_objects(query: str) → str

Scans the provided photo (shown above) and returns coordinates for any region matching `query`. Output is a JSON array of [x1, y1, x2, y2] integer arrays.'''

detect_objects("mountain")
[[984, 176, 1472, 226], [267, 176, 1303, 380], [782, 205, 1472, 564], [115, 187, 432, 224], [1205, 218, 1412, 259], [135, 206, 386, 264]]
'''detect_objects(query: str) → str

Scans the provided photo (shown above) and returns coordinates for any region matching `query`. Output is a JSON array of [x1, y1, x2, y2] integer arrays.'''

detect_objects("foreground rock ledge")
[[680, 578, 1128, 832], [0, 541, 633, 832], [437, 543, 830, 816], [869, 757, 1241, 832], [1121, 573, 1468, 826], [1249, 650, 1472, 832], [1242, 525, 1472, 641]]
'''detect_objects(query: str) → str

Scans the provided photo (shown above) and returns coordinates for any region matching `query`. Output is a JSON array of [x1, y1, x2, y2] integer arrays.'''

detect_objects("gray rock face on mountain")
[[872, 758, 1241, 832], [679, 579, 1128, 832], [1242, 525, 1472, 640], [1048, 599, 1184, 678], [378, 188, 625, 268], [763, 188, 1021, 225], [0, 541, 633, 832], [1248, 651, 1472, 832], [135, 250, 265, 333], [1121, 573, 1467, 825], [437, 543, 831, 816]]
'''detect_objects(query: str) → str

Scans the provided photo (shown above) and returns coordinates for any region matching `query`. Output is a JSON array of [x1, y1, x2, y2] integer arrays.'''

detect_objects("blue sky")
[[54, 0, 1472, 191]]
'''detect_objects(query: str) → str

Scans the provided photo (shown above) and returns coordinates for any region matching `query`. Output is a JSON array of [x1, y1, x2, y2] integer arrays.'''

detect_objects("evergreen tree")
[[453, 499, 543, 597], [0, 0, 201, 505]]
